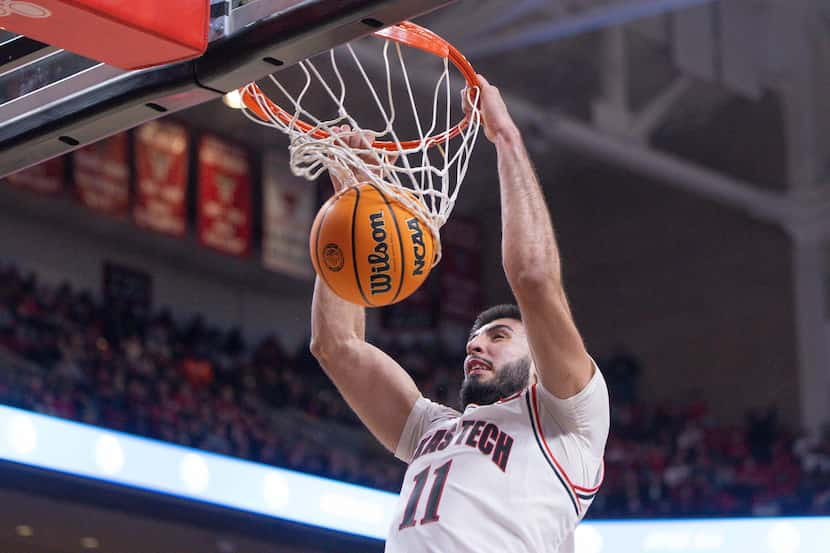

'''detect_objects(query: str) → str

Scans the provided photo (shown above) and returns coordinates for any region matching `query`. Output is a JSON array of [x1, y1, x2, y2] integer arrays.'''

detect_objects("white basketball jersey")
[[385, 363, 609, 553]]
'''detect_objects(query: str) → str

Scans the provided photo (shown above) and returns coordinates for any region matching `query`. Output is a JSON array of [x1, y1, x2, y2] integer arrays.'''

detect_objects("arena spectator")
[[0, 262, 828, 517]]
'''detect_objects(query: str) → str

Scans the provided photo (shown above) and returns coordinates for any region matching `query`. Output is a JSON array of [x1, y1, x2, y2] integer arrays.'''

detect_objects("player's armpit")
[[313, 337, 422, 453]]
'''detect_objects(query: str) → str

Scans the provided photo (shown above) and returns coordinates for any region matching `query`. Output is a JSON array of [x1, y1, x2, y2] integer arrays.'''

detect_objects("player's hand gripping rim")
[[328, 125, 399, 194], [462, 74, 518, 143]]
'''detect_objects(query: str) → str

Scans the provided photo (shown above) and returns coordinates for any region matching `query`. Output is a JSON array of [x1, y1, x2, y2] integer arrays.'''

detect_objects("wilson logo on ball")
[[310, 184, 435, 307], [368, 211, 392, 295]]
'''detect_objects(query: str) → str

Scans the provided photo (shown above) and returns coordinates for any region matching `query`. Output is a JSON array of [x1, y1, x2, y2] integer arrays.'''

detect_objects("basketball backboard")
[[0, 0, 456, 178]]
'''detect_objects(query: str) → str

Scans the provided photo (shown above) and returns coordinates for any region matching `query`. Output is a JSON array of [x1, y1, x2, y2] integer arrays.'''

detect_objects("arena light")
[[0, 403, 828, 550], [94, 434, 125, 476], [7, 413, 37, 455], [222, 90, 244, 109], [80, 536, 100, 549], [0, 404, 397, 539], [574, 525, 604, 553], [180, 453, 210, 494]]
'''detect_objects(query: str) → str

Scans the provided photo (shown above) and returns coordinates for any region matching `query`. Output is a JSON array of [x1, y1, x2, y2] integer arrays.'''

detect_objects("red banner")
[[133, 120, 189, 236], [197, 135, 252, 256], [74, 133, 130, 217], [6, 157, 64, 195]]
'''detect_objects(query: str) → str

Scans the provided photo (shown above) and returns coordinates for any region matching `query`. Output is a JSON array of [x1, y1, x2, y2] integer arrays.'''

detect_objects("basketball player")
[[310, 75, 609, 552]]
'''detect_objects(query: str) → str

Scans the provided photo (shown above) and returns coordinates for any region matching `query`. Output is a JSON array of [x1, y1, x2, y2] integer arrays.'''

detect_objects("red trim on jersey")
[[573, 461, 604, 493], [525, 390, 580, 515], [529, 384, 603, 505], [528, 385, 581, 514], [497, 390, 524, 404]]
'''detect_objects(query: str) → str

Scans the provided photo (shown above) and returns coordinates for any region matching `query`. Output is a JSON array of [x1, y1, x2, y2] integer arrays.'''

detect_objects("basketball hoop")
[[237, 21, 481, 264]]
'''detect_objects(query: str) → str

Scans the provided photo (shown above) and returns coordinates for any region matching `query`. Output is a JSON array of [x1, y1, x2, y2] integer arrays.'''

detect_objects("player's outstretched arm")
[[310, 126, 420, 453], [468, 76, 593, 399], [310, 280, 421, 452]]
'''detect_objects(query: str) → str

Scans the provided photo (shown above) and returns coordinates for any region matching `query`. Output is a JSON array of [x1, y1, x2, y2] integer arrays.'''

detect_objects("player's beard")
[[459, 355, 531, 408]]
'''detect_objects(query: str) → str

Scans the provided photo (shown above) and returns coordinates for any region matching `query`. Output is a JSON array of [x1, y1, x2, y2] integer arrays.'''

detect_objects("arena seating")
[[1, 263, 828, 517]]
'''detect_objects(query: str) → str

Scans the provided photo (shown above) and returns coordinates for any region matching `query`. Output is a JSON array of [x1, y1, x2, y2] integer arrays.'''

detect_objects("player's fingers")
[[340, 126, 370, 150], [327, 125, 344, 156], [360, 129, 376, 148], [344, 126, 362, 149], [352, 133, 366, 149], [331, 124, 346, 141], [343, 126, 359, 148], [385, 150, 400, 166], [344, 131, 358, 149]]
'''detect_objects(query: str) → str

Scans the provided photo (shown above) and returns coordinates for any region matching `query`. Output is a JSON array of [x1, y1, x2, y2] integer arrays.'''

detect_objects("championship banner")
[[73, 132, 130, 217], [262, 151, 314, 279], [133, 120, 189, 236], [438, 217, 482, 322], [5, 156, 64, 195], [197, 135, 252, 256]]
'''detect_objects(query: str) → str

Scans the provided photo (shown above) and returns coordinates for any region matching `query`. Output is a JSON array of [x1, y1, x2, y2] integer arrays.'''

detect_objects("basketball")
[[310, 183, 435, 307]]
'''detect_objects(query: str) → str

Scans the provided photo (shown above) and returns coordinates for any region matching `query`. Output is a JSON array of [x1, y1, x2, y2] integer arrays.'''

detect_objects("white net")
[[239, 26, 481, 263]]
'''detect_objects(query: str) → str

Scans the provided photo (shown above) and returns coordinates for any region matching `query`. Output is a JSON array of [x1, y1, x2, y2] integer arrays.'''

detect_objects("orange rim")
[[240, 21, 480, 152]]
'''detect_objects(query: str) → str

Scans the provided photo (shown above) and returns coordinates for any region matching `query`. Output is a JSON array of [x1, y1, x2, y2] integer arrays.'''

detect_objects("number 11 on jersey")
[[398, 460, 453, 529]]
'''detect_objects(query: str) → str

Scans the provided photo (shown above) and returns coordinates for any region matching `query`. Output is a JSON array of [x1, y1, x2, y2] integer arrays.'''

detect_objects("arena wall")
[[480, 158, 800, 425]]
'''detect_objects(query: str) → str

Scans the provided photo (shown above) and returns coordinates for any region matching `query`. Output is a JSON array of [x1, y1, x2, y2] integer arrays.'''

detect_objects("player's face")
[[460, 318, 531, 407]]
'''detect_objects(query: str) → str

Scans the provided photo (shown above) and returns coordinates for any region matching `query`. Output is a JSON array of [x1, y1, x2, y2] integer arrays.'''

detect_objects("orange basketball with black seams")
[[310, 183, 436, 307]]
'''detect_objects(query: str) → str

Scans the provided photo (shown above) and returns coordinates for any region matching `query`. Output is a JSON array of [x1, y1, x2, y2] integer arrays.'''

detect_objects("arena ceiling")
[[178, 0, 830, 239], [1, 0, 826, 234]]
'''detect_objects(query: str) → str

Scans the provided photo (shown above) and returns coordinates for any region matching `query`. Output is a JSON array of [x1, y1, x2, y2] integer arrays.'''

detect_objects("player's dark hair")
[[468, 304, 522, 340]]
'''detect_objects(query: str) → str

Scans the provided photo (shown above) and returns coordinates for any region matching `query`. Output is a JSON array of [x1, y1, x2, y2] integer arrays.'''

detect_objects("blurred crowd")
[[598, 365, 830, 517], [1, 263, 829, 518]]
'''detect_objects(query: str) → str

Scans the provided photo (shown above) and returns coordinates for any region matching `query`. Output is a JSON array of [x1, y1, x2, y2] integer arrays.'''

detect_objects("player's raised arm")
[[468, 77, 593, 399], [309, 127, 421, 453]]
